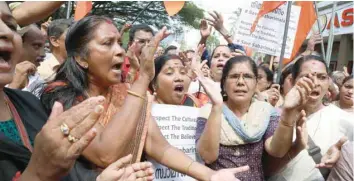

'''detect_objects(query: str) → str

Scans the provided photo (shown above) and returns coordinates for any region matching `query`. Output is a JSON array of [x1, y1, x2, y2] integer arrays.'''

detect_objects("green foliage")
[[52, 1, 204, 32]]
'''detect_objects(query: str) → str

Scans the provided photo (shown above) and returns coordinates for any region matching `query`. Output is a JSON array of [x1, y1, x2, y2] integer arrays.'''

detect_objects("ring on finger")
[[60, 123, 70, 136], [68, 135, 79, 143]]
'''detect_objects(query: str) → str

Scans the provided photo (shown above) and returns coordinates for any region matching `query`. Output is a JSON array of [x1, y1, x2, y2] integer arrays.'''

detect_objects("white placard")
[[233, 1, 301, 58], [148, 104, 200, 181]]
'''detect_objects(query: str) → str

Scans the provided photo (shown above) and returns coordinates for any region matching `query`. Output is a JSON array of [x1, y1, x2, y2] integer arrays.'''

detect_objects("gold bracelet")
[[186, 161, 195, 175], [127, 90, 145, 100]]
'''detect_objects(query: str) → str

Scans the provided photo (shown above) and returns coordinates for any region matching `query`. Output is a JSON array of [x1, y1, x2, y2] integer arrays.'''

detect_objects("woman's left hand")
[[293, 110, 308, 151], [316, 137, 348, 168]]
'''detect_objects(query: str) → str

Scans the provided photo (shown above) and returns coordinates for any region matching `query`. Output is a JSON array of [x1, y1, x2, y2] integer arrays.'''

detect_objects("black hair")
[[164, 45, 177, 55], [220, 56, 258, 101], [292, 55, 328, 80], [47, 18, 74, 49], [279, 64, 293, 94], [129, 24, 154, 43], [40, 16, 112, 112], [258, 65, 273, 83], [208, 45, 231, 67], [342, 76, 353, 87], [148, 54, 182, 92]]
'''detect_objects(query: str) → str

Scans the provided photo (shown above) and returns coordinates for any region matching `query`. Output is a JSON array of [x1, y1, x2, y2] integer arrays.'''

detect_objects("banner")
[[233, 1, 301, 58], [148, 104, 200, 181], [310, 2, 353, 37]]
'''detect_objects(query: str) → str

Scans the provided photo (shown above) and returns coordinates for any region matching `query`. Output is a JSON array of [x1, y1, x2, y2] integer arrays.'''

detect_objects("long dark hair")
[[40, 16, 112, 112], [220, 56, 258, 101]]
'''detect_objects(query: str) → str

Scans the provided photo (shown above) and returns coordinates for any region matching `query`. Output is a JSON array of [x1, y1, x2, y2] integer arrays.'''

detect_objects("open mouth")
[[216, 63, 224, 69], [174, 85, 184, 92], [0, 50, 11, 64], [310, 91, 320, 97]]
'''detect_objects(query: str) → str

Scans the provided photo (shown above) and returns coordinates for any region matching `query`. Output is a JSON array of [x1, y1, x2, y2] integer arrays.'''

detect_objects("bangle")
[[127, 90, 145, 100], [280, 120, 294, 127], [186, 161, 195, 175]]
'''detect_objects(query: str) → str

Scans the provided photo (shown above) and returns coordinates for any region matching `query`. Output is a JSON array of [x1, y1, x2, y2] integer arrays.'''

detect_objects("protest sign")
[[233, 1, 301, 58], [148, 104, 200, 181]]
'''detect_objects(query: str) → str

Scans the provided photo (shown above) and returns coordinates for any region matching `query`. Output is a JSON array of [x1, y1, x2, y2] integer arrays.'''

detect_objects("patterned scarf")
[[199, 99, 276, 146]]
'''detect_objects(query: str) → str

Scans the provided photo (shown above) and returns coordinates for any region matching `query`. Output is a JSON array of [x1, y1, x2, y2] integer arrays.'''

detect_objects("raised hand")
[[316, 137, 348, 169], [307, 33, 322, 52], [266, 84, 281, 107], [139, 26, 170, 81], [8, 61, 37, 89], [120, 23, 132, 33], [126, 41, 140, 70], [283, 73, 316, 110], [22, 97, 105, 181], [206, 11, 225, 31], [96, 154, 154, 181], [193, 63, 223, 106], [200, 19, 212, 38], [210, 165, 249, 181], [40, 17, 52, 36]]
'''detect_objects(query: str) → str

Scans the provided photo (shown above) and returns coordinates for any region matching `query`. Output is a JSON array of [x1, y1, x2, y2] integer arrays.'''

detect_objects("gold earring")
[[82, 63, 88, 69]]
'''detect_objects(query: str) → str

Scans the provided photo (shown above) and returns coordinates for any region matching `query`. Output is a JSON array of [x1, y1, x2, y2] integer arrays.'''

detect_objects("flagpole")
[[314, 1, 326, 60], [276, 2, 292, 84], [325, 1, 337, 67], [66, 1, 71, 19], [131, 2, 154, 24]]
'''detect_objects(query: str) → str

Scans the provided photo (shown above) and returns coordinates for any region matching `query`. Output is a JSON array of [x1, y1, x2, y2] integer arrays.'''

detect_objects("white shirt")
[[268, 105, 354, 181]]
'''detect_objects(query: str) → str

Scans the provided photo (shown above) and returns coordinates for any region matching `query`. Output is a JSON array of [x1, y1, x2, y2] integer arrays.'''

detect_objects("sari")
[[44, 82, 151, 163]]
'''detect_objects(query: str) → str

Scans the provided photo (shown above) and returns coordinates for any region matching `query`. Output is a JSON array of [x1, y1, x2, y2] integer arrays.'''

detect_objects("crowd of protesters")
[[0, 1, 352, 181]]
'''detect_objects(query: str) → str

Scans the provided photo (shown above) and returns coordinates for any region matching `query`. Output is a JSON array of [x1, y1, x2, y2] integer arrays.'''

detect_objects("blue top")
[[0, 119, 23, 145]]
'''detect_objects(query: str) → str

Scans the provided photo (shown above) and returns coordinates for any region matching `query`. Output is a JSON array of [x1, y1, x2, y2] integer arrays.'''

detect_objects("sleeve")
[[195, 117, 207, 143], [264, 109, 280, 140], [228, 43, 245, 52], [201, 49, 210, 62], [327, 142, 353, 181]]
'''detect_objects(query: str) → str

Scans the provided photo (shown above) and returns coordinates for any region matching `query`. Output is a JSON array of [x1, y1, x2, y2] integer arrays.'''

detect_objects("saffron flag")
[[283, 1, 317, 65], [163, 1, 185, 16], [250, 1, 286, 33], [74, 1, 92, 20]]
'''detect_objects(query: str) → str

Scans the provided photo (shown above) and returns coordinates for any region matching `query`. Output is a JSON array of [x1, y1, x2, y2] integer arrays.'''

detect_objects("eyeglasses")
[[227, 73, 256, 82]]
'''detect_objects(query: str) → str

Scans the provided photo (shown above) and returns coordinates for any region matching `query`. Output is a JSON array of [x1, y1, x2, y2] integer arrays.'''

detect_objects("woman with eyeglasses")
[[196, 56, 314, 180]]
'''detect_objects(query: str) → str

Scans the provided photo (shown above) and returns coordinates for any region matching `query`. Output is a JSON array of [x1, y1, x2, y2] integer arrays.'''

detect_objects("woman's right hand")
[[283, 73, 316, 111], [193, 64, 223, 106], [21, 97, 105, 181], [96, 154, 154, 181], [139, 26, 170, 81]]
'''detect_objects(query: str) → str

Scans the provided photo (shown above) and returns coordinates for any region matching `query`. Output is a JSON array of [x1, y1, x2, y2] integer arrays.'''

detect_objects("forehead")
[[228, 62, 254, 74], [24, 27, 46, 43], [299, 60, 327, 75], [214, 46, 231, 54], [162, 59, 183, 68], [94, 22, 119, 38], [134, 30, 153, 39]]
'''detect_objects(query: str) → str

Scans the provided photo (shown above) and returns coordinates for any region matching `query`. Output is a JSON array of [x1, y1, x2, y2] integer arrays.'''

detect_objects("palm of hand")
[[283, 86, 302, 110], [321, 146, 340, 164], [198, 76, 223, 105]]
